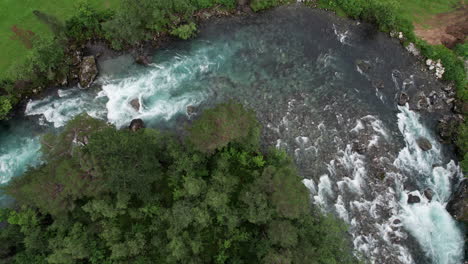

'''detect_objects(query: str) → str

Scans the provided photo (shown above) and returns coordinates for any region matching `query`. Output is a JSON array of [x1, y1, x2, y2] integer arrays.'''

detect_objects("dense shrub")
[[250, 0, 293, 12], [0, 96, 12, 120], [8, 37, 67, 84], [1, 104, 357, 263], [65, 3, 113, 43], [170, 22, 198, 40], [454, 43, 468, 59], [456, 122, 468, 172]]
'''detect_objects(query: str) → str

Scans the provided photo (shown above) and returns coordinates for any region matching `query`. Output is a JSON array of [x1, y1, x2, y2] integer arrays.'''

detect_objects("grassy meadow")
[[395, 0, 462, 25], [0, 0, 118, 79]]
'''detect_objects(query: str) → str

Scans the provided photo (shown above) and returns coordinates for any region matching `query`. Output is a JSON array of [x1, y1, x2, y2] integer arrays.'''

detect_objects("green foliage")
[[65, 2, 114, 43], [1, 104, 357, 263], [250, 0, 292, 12], [8, 36, 68, 85], [454, 43, 468, 59], [456, 121, 468, 173], [189, 102, 260, 153], [170, 22, 197, 40], [0, 96, 12, 120]]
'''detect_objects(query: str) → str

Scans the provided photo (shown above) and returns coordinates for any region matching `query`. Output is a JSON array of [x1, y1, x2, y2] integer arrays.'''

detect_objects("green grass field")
[[0, 0, 118, 79], [395, 0, 462, 25]]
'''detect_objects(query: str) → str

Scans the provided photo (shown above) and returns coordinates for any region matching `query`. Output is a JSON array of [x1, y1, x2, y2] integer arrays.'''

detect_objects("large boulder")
[[424, 188, 434, 202], [130, 98, 140, 112], [129, 119, 145, 132], [407, 194, 421, 204], [446, 179, 468, 222], [398, 92, 409, 106], [416, 137, 432, 151], [79, 56, 98, 88]]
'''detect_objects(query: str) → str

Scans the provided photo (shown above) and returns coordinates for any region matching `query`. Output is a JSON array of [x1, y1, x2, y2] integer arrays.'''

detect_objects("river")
[[0, 5, 465, 264]]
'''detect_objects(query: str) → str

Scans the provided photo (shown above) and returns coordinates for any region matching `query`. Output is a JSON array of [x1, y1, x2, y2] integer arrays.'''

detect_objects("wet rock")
[[405, 43, 420, 57], [417, 97, 429, 110], [442, 85, 453, 92], [79, 56, 98, 88], [416, 137, 432, 151], [372, 80, 384, 89], [356, 60, 371, 73], [453, 100, 468, 114], [424, 188, 434, 202], [129, 119, 145, 132], [135, 55, 151, 66], [393, 219, 401, 225], [130, 98, 140, 111], [437, 115, 460, 143], [407, 194, 421, 204], [398, 92, 409, 106], [352, 140, 366, 154], [71, 51, 82, 66], [446, 179, 468, 222], [60, 76, 68, 86], [426, 59, 445, 79], [186, 105, 196, 116]]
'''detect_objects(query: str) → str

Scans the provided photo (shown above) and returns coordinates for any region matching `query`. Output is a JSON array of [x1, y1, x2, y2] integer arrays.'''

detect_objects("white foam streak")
[[395, 106, 464, 264], [0, 136, 42, 183]]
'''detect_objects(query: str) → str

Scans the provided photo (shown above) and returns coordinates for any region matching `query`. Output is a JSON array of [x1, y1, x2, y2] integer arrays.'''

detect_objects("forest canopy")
[[0, 103, 356, 264]]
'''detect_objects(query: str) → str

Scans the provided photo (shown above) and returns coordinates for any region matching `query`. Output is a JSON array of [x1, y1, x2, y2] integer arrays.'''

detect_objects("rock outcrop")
[[446, 179, 468, 222], [129, 119, 145, 132], [79, 56, 98, 88], [437, 115, 461, 143]]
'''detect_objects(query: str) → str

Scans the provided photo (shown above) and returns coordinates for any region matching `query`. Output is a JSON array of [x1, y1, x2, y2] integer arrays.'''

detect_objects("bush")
[[250, 0, 281, 12], [456, 122, 468, 173], [8, 37, 67, 83], [2, 106, 357, 263], [0, 96, 12, 120], [454, 43, 468, 59], [65, 2, 113, 43], [170, 22, 197, 40]]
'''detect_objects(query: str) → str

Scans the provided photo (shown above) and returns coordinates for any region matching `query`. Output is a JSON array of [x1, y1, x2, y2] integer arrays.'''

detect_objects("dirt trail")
[[414, 4, 468, 48]]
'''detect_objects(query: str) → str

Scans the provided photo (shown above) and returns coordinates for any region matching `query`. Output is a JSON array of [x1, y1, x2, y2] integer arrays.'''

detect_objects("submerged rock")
[[186, 105, 197, 116], [356, 60, 371, 73], [130, 98, 140, 112], [407, 194, 421, 204], [135, 55, 151, 66], [79, 56, 98, 88], [129, 119, 145, 132], [416, 137, 432, 151], [446, 179, 468, 222]]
